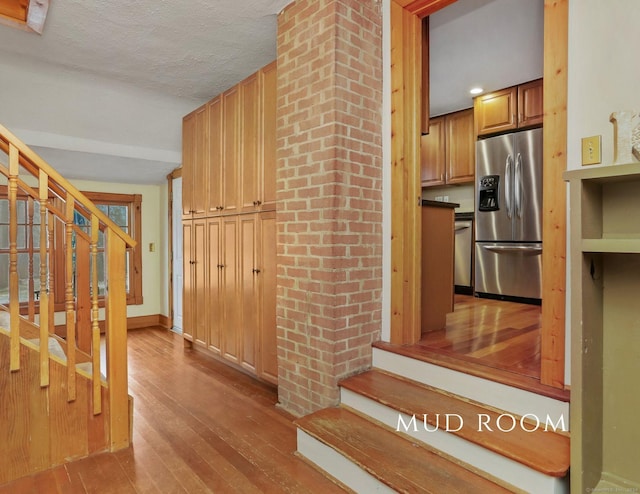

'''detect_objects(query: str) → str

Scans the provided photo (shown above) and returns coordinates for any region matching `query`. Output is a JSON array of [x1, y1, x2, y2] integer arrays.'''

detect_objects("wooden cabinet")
[[240, 73, 260, 213], [182, 105, 208, 218], [222, 86, 240, 214], [564, 163, 640, 494], [181, 60, 278, 384], [261, 61, 277, 211], [420, 116, 445, 187], [207, 96, 223, 216], [421, 108, 474, 187], [183, 219, 207, 346], [257, 211, 277, 384], [474, 78, 543, 137], [445, 108, 475, 184]]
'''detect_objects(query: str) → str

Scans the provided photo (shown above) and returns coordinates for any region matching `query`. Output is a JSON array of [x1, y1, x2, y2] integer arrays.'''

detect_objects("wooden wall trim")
[[390, 1, 422, 344], [540, 0, 568, 388], [396, 0, 456, 16]]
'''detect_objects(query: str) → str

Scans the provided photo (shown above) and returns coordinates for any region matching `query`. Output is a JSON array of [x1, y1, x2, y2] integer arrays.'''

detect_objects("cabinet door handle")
[[217, 264, 225, 269], [189, 260, 196, 265], [252, 268, 261, 274], [253, 200, 262, 206]]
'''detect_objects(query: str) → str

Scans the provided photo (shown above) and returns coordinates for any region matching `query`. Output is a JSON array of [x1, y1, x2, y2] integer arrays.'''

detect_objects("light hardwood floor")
[[0, 328, 347, 494], [419, 295, 542, 379]]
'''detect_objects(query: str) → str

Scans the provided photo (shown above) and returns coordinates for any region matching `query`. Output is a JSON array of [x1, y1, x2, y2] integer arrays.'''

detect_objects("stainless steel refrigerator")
[[474, 128, 542, 302]]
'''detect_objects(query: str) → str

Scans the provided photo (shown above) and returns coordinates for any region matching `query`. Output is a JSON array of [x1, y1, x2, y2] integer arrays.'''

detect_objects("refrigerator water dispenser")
[[478, 175, 500, 212]]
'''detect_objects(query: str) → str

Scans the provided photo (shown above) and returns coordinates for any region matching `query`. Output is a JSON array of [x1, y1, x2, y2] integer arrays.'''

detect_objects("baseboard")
[[55, 314, 170, 336]]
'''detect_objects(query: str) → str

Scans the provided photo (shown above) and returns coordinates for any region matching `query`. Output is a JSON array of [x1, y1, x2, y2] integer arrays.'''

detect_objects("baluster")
[[91, 215, 101, 414], [39, 171, 50, 387], [9, 143, 20, 371], [27, 196, 35, 321], [47, 210, 55, 338], [65, 196, 76, 401], [75, 234, 91, 354]]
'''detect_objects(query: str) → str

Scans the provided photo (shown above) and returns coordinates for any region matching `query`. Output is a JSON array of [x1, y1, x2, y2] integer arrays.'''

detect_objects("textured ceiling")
[[0, 0, 292, 101]]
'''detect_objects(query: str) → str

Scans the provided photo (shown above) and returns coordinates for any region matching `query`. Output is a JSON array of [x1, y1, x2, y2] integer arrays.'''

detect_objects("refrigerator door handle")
[[515, 153, 523, 218], [481, 244, 542, 256], [505, 155, 513, 219]]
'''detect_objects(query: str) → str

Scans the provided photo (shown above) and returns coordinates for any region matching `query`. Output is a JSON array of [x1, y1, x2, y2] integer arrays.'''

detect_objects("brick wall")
[[276, 0, 383, 416]]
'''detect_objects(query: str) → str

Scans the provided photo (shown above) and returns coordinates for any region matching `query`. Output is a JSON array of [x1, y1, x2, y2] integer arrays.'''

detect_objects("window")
[[0, 189, 142, 308]]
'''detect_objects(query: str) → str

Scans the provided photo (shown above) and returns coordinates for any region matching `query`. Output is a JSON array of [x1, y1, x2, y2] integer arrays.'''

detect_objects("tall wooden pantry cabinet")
[[182, 61, 278, 385]]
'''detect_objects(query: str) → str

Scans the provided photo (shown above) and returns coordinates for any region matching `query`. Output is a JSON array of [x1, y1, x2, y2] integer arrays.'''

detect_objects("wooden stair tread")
[[296, 407, 513, 494], [374, 341, 570, 402], [340, 369, 570, 477]]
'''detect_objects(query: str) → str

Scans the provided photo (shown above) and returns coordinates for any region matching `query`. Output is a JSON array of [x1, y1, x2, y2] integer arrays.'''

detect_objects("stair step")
[[372, 345, 569, 424], [296, 407, 513, 494], [340, 369, 570, 478]]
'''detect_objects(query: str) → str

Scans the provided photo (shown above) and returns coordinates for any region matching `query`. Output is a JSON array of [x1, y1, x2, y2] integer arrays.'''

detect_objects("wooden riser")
[[372, 346, 569, 425], [296, 407, 514, 494], [339, 370, 570, 493]]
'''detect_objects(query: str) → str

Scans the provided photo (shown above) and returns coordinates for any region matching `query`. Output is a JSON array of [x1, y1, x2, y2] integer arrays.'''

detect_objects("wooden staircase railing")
[[0, 123, 136, 452]]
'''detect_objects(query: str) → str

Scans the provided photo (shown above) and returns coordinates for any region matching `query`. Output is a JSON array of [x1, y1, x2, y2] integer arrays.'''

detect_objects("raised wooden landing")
[[340, 369, 570, 477], [374, 341, 570, 402], [296, 407, 512, 493]]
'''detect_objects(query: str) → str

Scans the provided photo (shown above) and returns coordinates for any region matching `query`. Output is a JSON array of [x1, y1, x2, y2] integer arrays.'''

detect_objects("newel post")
[[105, 228, 130, 451]]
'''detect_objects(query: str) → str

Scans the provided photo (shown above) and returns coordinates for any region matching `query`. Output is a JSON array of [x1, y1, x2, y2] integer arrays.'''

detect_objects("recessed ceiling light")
[[469, 87, 484, 95]]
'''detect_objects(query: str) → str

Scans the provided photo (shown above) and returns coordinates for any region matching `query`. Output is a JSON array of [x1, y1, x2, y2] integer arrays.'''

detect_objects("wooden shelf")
[[581, 238, 640, 253]]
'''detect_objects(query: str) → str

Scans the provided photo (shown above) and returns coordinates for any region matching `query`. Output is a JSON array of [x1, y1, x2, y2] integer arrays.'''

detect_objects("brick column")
[[276, 0, 383, 416]]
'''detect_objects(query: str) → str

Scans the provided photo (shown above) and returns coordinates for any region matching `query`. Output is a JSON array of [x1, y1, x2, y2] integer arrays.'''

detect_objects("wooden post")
[[65, 197, 76, 401], [8, 143, 20, 372], [91, 215, 101, 415], [39, 170, 50, 387], [75, 234, 91, 354], [106, 229, 129, 450]]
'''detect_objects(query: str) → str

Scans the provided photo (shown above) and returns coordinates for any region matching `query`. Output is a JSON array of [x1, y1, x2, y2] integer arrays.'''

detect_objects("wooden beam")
[[540, 0, 568, 388], [397, 0, 457, 17]]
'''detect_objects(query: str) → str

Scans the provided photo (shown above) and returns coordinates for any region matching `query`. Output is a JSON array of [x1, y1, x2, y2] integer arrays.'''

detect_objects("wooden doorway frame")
[[389, 0, 568, 389]]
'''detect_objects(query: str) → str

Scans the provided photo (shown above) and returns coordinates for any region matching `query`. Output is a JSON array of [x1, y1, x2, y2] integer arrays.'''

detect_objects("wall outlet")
[[435, 196, 443, 201], [443, 195, 449, 202]]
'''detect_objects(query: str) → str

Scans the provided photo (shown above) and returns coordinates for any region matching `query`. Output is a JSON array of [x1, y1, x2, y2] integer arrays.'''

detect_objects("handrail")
[[0, 124, 136, 248]]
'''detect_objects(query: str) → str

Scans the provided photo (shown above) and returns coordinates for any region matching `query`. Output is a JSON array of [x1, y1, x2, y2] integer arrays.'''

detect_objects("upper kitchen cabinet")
[[182, 104, 208, 218], [421, 108, 474, 187], [474, 78, 543, 137], [421, 116, 446, 187], [445, 108, 475, 184]]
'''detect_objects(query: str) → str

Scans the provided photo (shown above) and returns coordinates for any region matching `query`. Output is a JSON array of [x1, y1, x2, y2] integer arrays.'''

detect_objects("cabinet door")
[[518, 78, 543, 129], [222, 216, 240, 363], [420, 116, 446, 187], [445, 108, 475, 184], [261, 61, 277, 211], [240, 74, 260, 213], [207, 96, 223, 215], [258, 211, 277, 384], [192, 219, 208, 347], [192, 105, 208, 217], [207, 218, 222, 354], [182, 221, 194, 340], [474, 86, 517, 137], [222, 86, 240, 214], [182, 112, 196, 218], [239, 214, 258, 372]]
